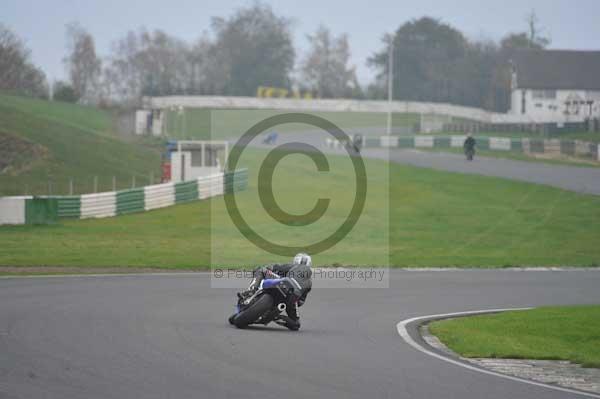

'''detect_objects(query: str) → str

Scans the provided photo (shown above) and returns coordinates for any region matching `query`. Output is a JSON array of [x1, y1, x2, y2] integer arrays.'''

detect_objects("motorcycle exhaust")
[[277, 303, 286, 312]]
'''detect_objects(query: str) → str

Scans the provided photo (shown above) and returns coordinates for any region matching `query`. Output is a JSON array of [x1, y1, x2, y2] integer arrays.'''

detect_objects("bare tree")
[[137, 29, 189, 95], [64, 22, 102, 103], [0, 24, 48, 98], [105, 28, 190, 104], [301, 26, 359, 98], [187, 35, 223, 95], [105, 31, 141, 104], [525, 10, 551, 48]]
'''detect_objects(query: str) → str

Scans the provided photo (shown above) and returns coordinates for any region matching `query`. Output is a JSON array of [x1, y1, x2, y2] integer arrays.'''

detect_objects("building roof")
[[512, 50, 600, 90]]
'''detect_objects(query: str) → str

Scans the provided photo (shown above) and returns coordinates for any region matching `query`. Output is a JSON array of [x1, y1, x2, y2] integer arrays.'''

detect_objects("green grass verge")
[[429, 306, 600, 368], [2, 148, 600, 268], [0, 94, 163, 195]]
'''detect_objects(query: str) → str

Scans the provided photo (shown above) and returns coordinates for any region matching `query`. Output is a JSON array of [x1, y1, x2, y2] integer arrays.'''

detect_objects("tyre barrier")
[[0, 169, 248, 225], [0, 196, 58, 225], [325, 136, 600, 162]]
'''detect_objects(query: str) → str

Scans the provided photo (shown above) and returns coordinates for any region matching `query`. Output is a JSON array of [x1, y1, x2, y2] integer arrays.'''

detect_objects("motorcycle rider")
[[463, 133, 476, 161], [231, 253, 312, 331], [352, 133, 364, 154]]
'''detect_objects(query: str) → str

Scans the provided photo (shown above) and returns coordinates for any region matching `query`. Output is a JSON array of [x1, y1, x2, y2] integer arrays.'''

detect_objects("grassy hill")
[[0, 94, 162, 196]]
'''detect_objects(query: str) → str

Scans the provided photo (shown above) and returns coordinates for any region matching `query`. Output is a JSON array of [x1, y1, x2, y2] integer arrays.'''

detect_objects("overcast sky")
[[3, 0, 600, 85]]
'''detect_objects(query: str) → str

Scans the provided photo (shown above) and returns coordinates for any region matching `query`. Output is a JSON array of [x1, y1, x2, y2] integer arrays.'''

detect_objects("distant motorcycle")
[[229, 273, 298, 329], [262, 132, 278, 145], [463, 136, 476, 161], [352, 133, 363, 154]]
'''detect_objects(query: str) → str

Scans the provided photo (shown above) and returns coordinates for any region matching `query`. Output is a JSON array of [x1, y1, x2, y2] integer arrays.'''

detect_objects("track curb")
[[396, 308, 600, 398]]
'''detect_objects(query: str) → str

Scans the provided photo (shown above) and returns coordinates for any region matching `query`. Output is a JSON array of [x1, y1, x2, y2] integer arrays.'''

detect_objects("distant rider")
[[352, 134, 364, 154], [232, 253, 313, 331], [463, 133, 476, 161]]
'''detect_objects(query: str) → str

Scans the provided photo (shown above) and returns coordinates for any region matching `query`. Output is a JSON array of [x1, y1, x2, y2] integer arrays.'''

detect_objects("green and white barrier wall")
[[0, 169, 248, 225], [0, 196, 59, 225], [326, 136, 600, 161]]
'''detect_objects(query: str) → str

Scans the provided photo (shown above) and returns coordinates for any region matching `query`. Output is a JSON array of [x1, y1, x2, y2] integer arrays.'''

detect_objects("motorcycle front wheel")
[[233, 294, 274, 329]]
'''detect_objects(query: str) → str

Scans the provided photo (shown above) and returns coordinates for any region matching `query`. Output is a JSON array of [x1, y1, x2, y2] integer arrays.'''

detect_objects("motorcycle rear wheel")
[[233, 294, 274, 329]]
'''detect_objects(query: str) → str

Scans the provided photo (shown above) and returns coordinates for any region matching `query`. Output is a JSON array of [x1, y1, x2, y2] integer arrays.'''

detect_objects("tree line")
[[0, 4, 549, 111]]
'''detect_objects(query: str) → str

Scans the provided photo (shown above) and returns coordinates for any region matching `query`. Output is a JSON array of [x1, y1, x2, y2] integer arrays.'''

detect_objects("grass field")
[[2, 148, 600, 268], [0, 94, 162, 195], [429, 306, 600, 368]]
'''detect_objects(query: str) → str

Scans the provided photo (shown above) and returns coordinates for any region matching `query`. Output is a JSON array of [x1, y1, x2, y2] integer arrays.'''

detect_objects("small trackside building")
[[509, 50, 600, 121]]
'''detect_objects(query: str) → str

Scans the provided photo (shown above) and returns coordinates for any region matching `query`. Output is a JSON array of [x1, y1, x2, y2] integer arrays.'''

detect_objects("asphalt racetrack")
[[254, 130, 600, 195], [1, 270, 600, 399]]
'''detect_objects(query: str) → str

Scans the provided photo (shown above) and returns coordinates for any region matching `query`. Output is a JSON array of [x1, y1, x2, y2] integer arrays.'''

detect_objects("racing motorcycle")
[[228, 274, 298, 329]]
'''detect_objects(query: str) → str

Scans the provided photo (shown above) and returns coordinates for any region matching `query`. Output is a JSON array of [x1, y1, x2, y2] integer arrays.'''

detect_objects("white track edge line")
[[396, 308, 600, 399]]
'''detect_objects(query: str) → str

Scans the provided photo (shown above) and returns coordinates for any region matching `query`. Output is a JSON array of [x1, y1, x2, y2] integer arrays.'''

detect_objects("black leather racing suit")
[[249, 263, 312, 330], [463, 136, 476, 159]]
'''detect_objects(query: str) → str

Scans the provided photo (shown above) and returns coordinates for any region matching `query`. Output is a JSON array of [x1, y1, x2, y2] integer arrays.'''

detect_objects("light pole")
[[182, 107, 186, 139], [178, 105, 185, 138], [169, 106, 176, 136], [386, 39, 394, 136]]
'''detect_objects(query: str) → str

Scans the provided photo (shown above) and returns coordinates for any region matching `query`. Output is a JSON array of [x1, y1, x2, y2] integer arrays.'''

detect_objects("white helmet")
[[293, 253, 312, 267]]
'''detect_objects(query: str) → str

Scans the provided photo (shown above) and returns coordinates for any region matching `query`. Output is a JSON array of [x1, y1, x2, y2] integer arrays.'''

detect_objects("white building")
[[169, 141, 228, 182], [510, 50, 600, 121]]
